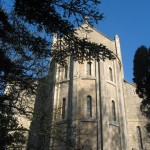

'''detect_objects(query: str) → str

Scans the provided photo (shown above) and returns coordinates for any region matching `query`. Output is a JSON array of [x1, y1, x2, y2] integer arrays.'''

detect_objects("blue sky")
[[94, 0, 150, 82], [2, 0, 149, 82]]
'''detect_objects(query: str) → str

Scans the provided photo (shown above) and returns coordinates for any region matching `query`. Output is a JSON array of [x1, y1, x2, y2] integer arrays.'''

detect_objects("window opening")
[[109, 67, 113, 81], [87, 62, 92, 75], [137, 126, 143, 149], [62, 98, 66, 119], [87, 96, 92, 117], [112, 100, 116, 122], [64, 65, 68, 78]]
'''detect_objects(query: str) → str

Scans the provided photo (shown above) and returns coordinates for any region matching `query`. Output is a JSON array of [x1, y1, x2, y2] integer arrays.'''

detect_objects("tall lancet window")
[[112, 100, 116, 122], [109, 67, 113, 81], [87, 62, 92, 75], [137, 126, 143, 149], [64, 65, 68, 78], [62, 98, 66, 119], [87, 96, 92, 117]]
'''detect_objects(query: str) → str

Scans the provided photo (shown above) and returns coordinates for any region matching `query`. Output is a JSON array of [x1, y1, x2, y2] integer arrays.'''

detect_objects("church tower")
[[51, 23, 128, 150], [25, 22, 150, 150]]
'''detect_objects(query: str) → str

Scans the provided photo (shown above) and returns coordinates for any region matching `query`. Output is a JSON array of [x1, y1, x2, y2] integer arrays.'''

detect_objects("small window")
[[87, 96, 92, 117], [137, 126, 143, 149], [62, 98, 66, 119], [112, 100, 116, 122], [109, 67, 113, 81], [87, 62, 92, 75], [64, 65, 68, 78]]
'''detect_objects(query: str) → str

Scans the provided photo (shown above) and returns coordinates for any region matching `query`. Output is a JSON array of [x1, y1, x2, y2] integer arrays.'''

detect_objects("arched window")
[[62, 98, 66, 119], [137, 126, 143, 149], [87, 62, 92, 76], [64, 65, 68, 78], [87, 96, 92, 117], [109, 67, 113, 81], [112, 100, 116, 122]]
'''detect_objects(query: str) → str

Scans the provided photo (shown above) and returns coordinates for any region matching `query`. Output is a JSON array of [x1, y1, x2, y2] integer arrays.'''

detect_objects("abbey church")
[[23, 23, 150, 150]]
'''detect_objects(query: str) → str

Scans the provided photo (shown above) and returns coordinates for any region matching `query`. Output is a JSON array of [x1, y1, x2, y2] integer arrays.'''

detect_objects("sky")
[[1, 0, 150, 82], [94, 0, 150, 82]]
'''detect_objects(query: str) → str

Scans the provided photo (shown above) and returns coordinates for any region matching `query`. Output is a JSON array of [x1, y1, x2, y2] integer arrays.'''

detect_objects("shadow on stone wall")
[[27, 78, 95, 150], [140, 100, 150, 139], [27, 75, 54, 150], [78, 85, 123, 150]]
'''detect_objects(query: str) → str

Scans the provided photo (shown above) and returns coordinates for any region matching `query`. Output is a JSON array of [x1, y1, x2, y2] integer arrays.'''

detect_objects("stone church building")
[[23, 23, 149, 150]]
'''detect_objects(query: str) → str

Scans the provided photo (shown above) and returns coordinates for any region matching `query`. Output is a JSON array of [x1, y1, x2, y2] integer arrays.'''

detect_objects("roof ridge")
[[77, 22, 114, 42]]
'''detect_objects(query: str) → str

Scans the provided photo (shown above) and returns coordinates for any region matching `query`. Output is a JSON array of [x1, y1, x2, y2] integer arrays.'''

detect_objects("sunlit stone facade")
[[49, 23, 150, 150], [26, 23, 150, 150]]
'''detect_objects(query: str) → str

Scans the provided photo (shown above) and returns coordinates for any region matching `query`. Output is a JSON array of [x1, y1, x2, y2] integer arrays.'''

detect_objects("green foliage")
[[133, 45, 150, 118], [14, 0, 103, 34], [13, 0, 115, 66], [0, 95, 27, 149], [0, 0, 115, 148], [0, 6, 49, 149]]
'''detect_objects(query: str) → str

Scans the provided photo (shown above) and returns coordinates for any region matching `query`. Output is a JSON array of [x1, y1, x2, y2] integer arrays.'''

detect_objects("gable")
[[75, 23, 116, 53]]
